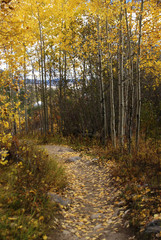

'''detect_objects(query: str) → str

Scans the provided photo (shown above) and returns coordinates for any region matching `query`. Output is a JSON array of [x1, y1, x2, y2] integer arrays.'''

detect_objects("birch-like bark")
[[23, 46, 28, 134], [106, 17, 116, 147], [136, 0, 144, 149], [119, 0, 124, 148], [43, 39, 49, 132], [72, 57, 78, 97], [49, 66, 53, 133], [117, 44, 121, 138], [32, 63, 43, 134], [38, 57, 44, 135], [38, 12, 47, 137], [124, 0, 134, 153], [97, 16, 107, 144], [59, 49, 63, 133], [10, 46, 17, 135], [110, 56, 116, 148], [64, 50, 67, 99]]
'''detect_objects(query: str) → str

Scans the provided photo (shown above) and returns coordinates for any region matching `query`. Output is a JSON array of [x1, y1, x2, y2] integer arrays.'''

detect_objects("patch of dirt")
[[41, 144, 136, 240]]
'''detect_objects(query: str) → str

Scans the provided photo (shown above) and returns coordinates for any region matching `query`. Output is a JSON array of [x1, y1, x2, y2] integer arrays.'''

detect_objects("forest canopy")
[[0, 0, 161, 158]]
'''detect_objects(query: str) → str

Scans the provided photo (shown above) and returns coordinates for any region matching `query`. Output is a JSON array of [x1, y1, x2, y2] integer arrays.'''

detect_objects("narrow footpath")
[[42, 145, 135, 240]]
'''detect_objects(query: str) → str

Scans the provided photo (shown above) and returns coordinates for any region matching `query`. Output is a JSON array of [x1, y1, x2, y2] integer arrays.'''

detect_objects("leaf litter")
[[43, 145, 135, 240]]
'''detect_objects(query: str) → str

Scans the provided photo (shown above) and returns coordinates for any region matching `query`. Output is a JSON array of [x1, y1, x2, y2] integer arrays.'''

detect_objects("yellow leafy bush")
[[0, 71, 24, 165]]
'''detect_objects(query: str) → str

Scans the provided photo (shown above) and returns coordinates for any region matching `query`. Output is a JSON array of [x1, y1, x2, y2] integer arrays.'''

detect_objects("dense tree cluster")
[[0, 0, 161, 160]]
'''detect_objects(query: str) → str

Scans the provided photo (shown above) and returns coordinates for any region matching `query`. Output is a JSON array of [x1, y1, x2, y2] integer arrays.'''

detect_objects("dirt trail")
[[42, 145, 135, 240]]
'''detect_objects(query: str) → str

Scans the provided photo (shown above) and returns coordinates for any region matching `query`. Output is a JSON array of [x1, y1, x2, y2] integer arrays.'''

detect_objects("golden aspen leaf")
[[43, 235, 48, 240], [39, 216, 44, 221]]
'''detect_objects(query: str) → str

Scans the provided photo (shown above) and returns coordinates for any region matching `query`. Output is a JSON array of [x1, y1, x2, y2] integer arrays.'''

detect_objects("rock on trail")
[[41, 144, 135, 240]]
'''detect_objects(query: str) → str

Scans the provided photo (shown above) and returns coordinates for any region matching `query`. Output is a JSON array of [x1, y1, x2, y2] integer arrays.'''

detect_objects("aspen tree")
[[37, 8, 47, 137], [23, 45, 28, 134], [136, 0, 143, 149], [97, 16, 107, 144], [49, 63, 53, 133], [118, 0, 125, 148], [43, 39, 49, 132], [124, 0, 134, 153], [106, 10, 116, 147]]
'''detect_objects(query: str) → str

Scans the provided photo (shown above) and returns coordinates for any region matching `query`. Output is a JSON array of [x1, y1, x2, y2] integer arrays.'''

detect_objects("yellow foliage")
[[0, 71, 24, 165], [43, 235, 48, 240]]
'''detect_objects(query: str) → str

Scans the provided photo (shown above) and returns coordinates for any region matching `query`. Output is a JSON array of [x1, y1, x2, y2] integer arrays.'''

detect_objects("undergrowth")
[[22, 133, 161, 238], [22, 132, 99, 153], [0, 138, 66, 240], [94, 139, 161, 239], [35, 133, 161, 238]]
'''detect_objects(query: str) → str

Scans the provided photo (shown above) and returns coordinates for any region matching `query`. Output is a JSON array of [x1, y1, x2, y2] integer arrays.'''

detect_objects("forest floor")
[[41, 144, 136, 240]]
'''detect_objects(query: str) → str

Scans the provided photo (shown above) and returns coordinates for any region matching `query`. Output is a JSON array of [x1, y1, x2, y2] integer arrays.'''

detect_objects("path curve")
[[41, 145, 135, 240]]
